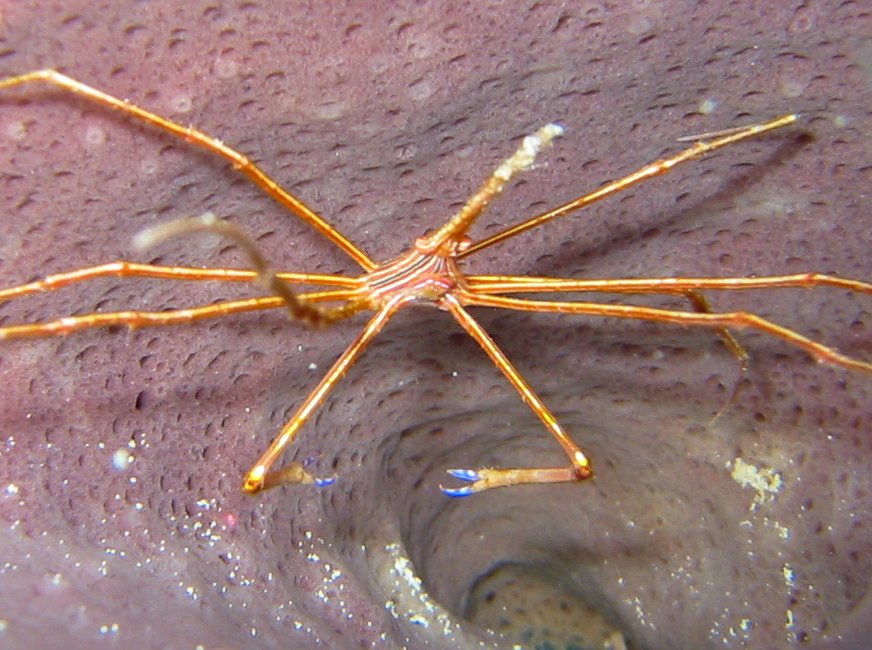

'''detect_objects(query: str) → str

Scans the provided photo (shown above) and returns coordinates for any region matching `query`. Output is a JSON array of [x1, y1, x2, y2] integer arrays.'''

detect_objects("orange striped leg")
[[459, 114, 799, 257], [0, 262, 358, 302], [468, 274, 783, 363], [417, 124, 564, 254], [243, 296, 406, 493], [466, 271, 872, 365], [440, 295, 591, 496], [0, 290, 359, 340], [460, 293, 872, 374], [0, 69, 375, 271], [134, 213, 368, 326], [465, 273, 872, 295]]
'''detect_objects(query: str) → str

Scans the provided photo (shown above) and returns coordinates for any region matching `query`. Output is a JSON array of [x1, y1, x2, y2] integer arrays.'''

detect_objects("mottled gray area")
[[0, 1, 870, 648]]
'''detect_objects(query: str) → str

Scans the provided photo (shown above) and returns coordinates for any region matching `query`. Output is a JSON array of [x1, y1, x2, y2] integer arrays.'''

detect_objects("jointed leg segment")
[[134, 212, 368, 326], [441, 295, 591, 496], [242, 296, 408, 493], [0, 261, 357, 303], [460, 113, 798, 257], [0, 70, 375, 271], [460, 292, 872, 374]]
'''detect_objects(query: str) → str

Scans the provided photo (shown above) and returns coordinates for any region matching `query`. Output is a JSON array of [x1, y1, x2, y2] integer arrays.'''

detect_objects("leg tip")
[[241, 477, 264, 494], [440, 484, 476, 498], [446, 468, 479, 482]]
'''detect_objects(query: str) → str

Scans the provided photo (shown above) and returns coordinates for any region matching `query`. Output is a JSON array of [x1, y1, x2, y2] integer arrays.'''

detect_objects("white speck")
[[408, 79, 433, 102], [316, 100, 346, 121], [5, 120, 27, 140], [112, 448, 132, 471], [139, 157, 159, 175], [730, 457, 783, 510], [215, 57, 239, 79], [170, 94, 193, 114], [779, 78, 806, 98], [5, 484, 18, 495], [782, 563, 796, 584], [98, 623, 120, 635], [395, 142, 418, 161], [308, 362, 318, 370], [84, 124, 106, 147]]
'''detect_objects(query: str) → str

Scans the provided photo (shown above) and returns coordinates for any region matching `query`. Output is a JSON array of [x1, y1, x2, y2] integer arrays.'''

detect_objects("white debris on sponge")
[[730, 457, 783, 511], [494, 123, 564, 182]]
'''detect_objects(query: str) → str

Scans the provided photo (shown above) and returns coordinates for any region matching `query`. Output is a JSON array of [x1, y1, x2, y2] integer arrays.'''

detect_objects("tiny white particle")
[[84, 124, 106, 147], [214, 57, 239, 79], [112, 448, 131, 471], [5, 120, 27, 140], [170, 94, 193, 114]]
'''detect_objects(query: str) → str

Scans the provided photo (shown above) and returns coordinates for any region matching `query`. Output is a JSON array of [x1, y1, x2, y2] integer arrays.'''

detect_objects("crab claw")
[[314, 475, 337, 488], [439, 468, 482, 497]]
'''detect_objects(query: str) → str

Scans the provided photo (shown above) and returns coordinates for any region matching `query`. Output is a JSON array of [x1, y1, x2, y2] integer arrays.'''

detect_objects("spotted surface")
[[0, 1, 870, 648]]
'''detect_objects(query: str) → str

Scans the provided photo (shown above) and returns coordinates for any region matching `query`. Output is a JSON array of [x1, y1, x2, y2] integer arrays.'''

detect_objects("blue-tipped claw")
[[446, 468, 479, 482], [440, 484, 475, 498], [314, 476, 337, 488], [440, 468, 481, 497]]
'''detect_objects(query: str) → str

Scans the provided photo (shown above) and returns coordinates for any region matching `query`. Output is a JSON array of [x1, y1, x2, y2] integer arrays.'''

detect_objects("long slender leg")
[[0, 262, 358, 302], [0, 290, 359, 340], [468, 271, 871, 365], [465, 273, 872, 295], [460, 114, 798, 257], [243, 296, 406, 493], [0, 70, 375, 271], [440, 295, 591, 496], [460, 292, 872, 373]]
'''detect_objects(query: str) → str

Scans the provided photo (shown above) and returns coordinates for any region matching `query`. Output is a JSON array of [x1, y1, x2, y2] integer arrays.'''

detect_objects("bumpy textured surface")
[[0, 1, 870, 648]]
